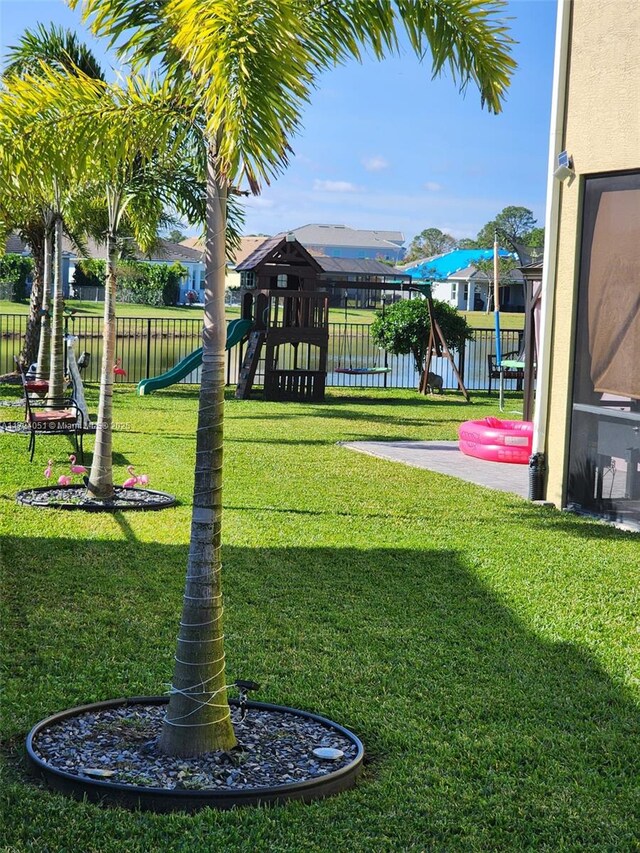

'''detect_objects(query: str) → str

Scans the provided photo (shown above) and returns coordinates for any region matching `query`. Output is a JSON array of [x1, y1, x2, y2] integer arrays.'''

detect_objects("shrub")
[[161, 263, 187, 306], [371, 296, 472, 377], [0, 254, 33, 302], [72, 258, 106, 291], [116, 261, 187, 306]]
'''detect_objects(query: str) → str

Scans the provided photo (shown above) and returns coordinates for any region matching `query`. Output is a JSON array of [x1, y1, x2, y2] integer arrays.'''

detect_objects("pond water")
[[1, 314, 523, 393]]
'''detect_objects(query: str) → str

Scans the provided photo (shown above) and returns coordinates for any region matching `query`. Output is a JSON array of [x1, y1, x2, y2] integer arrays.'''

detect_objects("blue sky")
[[0, 0, 557, 243]]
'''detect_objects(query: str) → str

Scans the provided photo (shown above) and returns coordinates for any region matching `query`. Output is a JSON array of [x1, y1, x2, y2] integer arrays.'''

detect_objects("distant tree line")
[[404, 206, 544, 263]]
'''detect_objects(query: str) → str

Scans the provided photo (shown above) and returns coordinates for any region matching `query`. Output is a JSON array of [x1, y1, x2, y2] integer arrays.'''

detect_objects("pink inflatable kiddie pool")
[[458, 417, 533, 464]]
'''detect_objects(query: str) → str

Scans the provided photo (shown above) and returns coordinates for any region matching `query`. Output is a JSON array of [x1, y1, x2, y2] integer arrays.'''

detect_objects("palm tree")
[[81, 140, 239, 500], [1, 62, 205, 493], [2, 24, 105, 373], [73, 0, 516, 758], [87, 149, 205, 501], [0, 184, 52, 376], [0, 87, 66, 398]]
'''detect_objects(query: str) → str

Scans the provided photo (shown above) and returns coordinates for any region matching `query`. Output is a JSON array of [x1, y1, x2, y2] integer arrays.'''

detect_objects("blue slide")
[[137, 318, 252, 395]]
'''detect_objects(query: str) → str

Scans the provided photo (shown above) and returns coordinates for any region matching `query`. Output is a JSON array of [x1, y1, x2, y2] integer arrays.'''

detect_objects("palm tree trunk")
[[19, 228, 45, 370], [160, 153, 236, 757], [35, 227, 53, 380], [46, 217, 65, 403], [86, 230, 117, 499]]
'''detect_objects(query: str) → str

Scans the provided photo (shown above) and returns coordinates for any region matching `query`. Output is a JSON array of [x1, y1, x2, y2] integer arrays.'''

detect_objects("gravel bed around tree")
[[32, 703, 359, 791], [16, 485, 176, 511]]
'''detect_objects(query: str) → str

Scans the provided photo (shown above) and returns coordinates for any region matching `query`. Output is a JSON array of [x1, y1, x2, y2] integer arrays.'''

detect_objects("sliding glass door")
[[567, 171, 640, 529]]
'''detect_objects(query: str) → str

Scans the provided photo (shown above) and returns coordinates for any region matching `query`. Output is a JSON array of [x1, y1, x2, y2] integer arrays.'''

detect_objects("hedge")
[[0, 254, 33, 302]]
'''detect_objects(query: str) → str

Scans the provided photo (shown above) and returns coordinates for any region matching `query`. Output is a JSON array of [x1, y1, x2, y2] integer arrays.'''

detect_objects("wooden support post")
[[421, 296, 471, 402]]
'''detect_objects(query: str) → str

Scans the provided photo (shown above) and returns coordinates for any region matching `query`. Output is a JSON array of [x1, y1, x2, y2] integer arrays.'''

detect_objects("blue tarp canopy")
[[403, 248, 511, 289]]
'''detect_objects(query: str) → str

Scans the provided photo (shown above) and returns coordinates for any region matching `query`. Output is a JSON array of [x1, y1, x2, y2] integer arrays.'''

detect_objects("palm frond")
[[72, 0, 514, 188], [3, 22, 106, 81]]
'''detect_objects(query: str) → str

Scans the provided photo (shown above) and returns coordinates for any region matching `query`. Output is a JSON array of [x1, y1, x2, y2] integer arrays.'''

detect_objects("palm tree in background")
[[72, 0, 516, 757], [0, 183, 52, 378], [2, 66, 205, 495], [83, 98, 207, 501], [1, 24, 105, 372], [1, 77, 85, 404]]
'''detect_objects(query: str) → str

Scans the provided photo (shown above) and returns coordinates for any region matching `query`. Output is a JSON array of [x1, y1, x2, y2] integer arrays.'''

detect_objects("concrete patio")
[[341, 440, 530, 499]]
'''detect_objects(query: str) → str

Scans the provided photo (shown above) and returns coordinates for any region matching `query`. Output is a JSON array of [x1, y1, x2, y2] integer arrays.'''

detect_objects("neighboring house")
[[181, 225, 406, 296], [534, 0, 640, 530], [5, 233, 32, 256], [4, 233, 71, 293], [446, 266, 525, 313], [4, 234, 204, 302], [236, 234, 410, 307], [65, 237, 204, 303], [181, 235, 269, 294], [286, 224, 405, 262], [401, 248, 523, 312], [135, 240, 204, 303]]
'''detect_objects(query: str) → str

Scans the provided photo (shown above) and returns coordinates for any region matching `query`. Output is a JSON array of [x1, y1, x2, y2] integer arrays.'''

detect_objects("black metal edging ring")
[[16, 485, 178, 512], [25, 696, 365, 813]]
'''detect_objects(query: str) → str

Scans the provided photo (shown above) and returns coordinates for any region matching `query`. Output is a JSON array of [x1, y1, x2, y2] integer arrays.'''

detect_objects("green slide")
[[137, 318, 252, 396]]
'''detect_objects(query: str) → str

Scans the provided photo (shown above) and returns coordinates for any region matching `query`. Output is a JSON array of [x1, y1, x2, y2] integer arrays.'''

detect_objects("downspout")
[[529, 0, 572, 500]]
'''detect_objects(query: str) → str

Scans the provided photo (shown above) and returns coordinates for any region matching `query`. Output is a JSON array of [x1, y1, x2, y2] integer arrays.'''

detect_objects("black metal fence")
[[1, 313, 523, 392]]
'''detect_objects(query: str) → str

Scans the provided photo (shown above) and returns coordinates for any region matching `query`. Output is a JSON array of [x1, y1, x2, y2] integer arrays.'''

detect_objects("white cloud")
[[313, 179, 360, 193], [424, 181, 443, 192], [244, 196, 274, 209], [362, 156, 389, 172]]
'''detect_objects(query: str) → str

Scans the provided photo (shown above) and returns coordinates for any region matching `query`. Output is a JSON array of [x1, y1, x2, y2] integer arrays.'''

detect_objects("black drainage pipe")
[[528, 452, 546, 501]]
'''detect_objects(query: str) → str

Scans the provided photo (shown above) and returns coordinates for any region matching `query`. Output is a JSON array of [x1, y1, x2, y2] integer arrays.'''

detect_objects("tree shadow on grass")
[[225, 412, 310, 421], [1, 536, 638, 849], [319, 393, 476, 409], [134, 389, 200, 402], [275, 407, 463, 429], [227, 437, 337, 447], [222, 503, 428, 523]]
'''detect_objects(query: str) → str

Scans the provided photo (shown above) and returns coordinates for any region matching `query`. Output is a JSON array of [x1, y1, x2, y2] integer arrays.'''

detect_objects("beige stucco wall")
[[545, 0, 640, 505]]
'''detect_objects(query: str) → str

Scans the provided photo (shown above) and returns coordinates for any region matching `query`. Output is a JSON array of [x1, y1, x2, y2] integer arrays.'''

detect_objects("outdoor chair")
[[18, 363, 49, 398], [487, 349, 524, 395], [16, 362, 85, 462]]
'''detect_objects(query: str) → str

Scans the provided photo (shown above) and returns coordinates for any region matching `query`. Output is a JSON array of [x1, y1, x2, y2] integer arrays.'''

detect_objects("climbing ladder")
[[235, 331, 265, 399]]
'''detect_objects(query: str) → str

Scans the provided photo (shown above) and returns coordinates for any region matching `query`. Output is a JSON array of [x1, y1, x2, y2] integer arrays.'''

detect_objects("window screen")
[[566, 171, 640, 529]]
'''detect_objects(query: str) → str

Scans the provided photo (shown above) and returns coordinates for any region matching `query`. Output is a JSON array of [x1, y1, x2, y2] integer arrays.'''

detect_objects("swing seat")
[[335, 366, 392, 375]]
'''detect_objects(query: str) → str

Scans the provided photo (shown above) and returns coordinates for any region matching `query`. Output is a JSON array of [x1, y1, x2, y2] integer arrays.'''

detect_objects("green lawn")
[[1, 386, 637, 852], [461, 310, 524, 330], [0, 299, 205, 320], [0, 300, 375, 324], [0, 300, 524, 328]]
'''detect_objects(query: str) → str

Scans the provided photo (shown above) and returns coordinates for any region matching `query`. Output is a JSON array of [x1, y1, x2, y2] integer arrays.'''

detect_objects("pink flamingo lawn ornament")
[[113, 357, 127, 378], [58, 474, 72, 486], [69, 454, 88, 475], [44, 459, 54, 480], [122, 465, 138, 488], [122, 466, 150, 488]]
